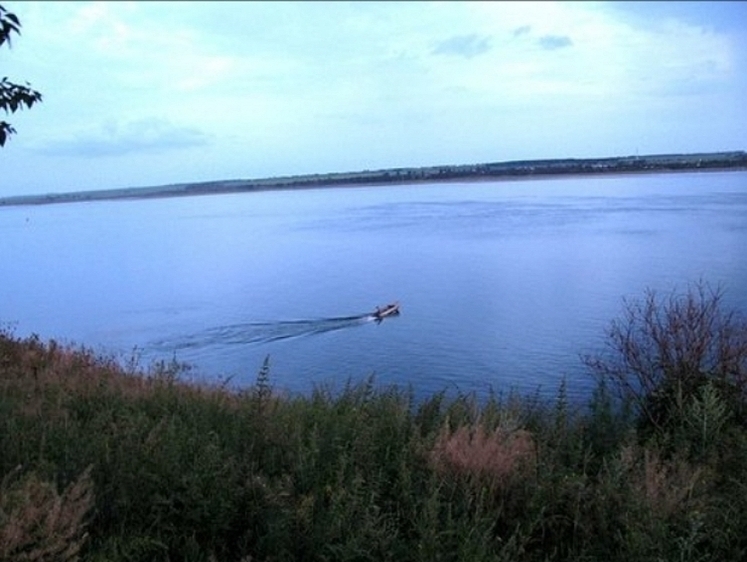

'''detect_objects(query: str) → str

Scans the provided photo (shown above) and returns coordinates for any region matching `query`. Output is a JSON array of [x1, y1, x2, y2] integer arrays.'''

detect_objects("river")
[[2, 171, 746, 400]]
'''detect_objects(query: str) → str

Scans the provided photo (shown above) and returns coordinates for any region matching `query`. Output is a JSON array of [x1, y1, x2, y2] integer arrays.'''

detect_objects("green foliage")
[[2, 280, 747, 562], [0, 4, 43, 146]]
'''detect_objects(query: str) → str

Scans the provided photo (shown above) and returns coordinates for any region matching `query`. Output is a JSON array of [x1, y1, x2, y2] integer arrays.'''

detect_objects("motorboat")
[[373, 302, 400, 320]]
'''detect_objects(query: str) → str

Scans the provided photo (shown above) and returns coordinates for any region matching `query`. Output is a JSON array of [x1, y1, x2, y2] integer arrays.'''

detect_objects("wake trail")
[[153, 313, 378, 351]]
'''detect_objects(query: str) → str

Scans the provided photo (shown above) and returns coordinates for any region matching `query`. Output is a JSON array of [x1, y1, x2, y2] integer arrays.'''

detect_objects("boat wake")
[[153, 313, 378, 352]]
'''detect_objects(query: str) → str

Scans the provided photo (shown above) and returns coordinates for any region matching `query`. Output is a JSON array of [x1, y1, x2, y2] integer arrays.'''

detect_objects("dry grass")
[[618, 445, 706, 518], [1, 335, 145, 399], [0, 331, 245, 417], [430, 422, 536, 487], [0, 465, 95, 562]]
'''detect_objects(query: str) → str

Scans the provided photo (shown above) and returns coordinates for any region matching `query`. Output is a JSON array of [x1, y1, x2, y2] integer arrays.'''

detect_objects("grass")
[[2, 320, 747, 561]]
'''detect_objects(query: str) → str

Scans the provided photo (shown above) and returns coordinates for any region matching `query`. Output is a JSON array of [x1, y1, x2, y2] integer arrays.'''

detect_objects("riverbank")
[[2, 150, 746, 207], [3, 297, 747, 562]]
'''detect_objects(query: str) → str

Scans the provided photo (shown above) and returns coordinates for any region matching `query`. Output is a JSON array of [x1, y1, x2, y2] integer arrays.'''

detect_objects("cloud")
[[4, 1, 744, 198], [431, 34, 492, 59], [508, 23, 573, 51], [35, 118, 211, 158], [537, 34, 574, 50]]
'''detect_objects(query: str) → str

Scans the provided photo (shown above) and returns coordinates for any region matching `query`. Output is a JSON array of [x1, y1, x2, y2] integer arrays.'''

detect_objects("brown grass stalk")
[[430, 423, 536, 487], [0, 465, 95, 562]]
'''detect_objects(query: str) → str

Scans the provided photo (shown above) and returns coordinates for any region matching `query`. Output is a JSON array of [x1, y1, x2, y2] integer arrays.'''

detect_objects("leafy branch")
[[0, 4, 43, 146]]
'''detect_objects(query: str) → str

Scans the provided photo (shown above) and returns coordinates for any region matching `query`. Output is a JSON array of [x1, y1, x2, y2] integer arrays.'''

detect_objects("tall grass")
[[2, 300, 747, 561]]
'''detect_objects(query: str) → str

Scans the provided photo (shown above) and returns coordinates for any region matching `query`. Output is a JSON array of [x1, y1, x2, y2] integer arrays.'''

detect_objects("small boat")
[[373, 302, 400, 320]]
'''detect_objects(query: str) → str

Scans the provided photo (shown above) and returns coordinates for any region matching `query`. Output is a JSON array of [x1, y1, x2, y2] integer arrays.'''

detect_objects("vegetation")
[[2, 283, 747, 561], [2, 151, 747, 207], [0, 3, 43, 146]]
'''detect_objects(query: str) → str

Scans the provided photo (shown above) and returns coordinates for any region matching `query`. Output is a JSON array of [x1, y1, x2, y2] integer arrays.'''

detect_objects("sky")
[[1, 1, 746, 197]]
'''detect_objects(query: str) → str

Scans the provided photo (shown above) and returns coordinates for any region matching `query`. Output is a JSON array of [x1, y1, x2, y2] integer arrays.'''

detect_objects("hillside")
[[2, 150, 746, 207]]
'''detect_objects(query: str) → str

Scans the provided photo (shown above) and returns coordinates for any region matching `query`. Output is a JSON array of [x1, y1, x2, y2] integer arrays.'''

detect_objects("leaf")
[[0, 121, 15, 146], [0, 7, 41, 147]]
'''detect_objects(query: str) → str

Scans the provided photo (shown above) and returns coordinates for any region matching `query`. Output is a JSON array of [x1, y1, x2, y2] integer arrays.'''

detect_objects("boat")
[[373, 302, 400, 320]]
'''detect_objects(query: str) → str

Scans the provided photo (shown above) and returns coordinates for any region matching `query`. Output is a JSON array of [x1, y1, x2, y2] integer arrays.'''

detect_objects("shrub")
[[584, 282, 747, 438]]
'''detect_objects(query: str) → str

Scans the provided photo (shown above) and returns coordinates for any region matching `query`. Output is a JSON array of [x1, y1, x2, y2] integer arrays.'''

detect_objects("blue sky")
[[1, 1, 746, 197]]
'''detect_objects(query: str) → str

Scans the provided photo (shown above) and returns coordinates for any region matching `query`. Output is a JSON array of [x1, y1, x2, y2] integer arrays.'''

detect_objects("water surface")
[[2, 171, 746, 399]]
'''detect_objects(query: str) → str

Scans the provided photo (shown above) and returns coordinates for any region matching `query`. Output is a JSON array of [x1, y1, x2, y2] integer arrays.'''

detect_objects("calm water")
[[2, 171, 746, 400]]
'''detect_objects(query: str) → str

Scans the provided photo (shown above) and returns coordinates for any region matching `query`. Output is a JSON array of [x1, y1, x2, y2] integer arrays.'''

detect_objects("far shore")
[[2, 150, 746, 207]]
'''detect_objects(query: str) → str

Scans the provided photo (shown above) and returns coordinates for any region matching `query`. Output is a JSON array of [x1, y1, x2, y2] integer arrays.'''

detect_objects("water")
[[2, 171, 746, 400]]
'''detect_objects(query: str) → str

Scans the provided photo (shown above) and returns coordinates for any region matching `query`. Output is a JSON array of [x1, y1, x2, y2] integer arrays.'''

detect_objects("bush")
[[584, 282, 747, 439], [3, 287, 747, 561]]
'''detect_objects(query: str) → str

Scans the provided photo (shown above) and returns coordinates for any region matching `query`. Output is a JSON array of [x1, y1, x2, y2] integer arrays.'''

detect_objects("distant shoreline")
[[2, 150, 746, 207]]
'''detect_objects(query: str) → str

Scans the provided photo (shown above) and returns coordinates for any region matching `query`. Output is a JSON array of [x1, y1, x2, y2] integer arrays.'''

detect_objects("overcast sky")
[[1, 1, 746, 197]]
